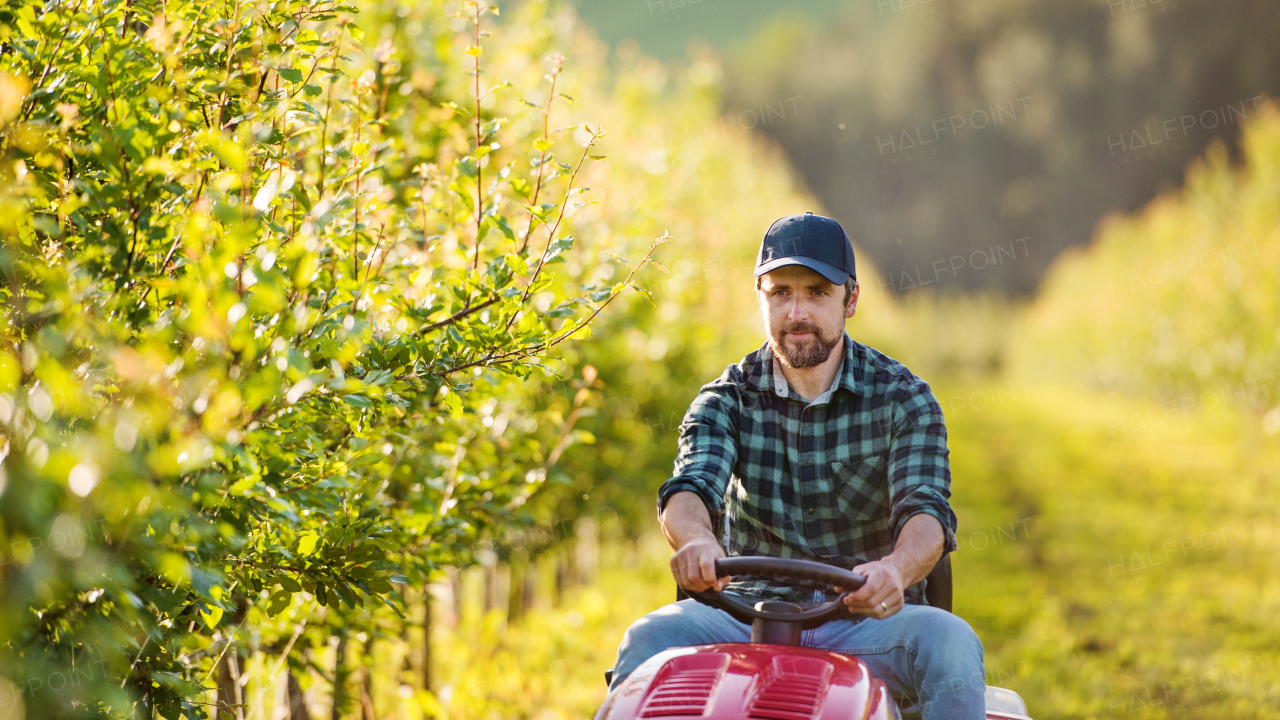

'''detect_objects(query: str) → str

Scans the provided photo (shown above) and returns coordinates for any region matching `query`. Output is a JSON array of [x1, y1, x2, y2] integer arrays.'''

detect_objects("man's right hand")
[[661, 491, 730, 592], [670, 536, 729, 592]]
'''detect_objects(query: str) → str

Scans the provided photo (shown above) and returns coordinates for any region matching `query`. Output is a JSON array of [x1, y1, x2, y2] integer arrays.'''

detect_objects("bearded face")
[[757, 265, 855, 370], [770, 319, 842, 369]]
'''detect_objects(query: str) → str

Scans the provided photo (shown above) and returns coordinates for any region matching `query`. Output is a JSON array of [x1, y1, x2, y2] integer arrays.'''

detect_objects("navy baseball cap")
[[754, 212, 857, 285]]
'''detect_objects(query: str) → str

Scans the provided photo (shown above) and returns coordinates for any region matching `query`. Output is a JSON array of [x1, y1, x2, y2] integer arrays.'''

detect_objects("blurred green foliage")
[[1013, 105, 1280, 412], [0, 0, 667, 716]]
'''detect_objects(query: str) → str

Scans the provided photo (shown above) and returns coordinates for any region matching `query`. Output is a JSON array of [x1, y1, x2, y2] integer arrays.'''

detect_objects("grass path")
[[431, 383, 1280, 719]]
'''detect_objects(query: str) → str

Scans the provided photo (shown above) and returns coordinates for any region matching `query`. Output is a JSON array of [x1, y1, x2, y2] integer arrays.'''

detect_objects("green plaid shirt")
[[657, 334, 957, 605]]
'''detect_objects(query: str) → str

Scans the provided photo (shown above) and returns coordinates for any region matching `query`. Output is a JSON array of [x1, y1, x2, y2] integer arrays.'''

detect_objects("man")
[[608, 212, 985, 719]]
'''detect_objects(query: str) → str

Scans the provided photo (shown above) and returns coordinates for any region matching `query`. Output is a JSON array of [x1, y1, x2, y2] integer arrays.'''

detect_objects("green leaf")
[[545, 236, 573, 263], [630, 283, 655, 305], [298, 534, 320, 555], [266, 590, 293, 616], [516, 310, 540, 336], [278, 67, 304, 83], [342, 394, 373, 408], [450, 182, 474, 207], [291, 183, 313, 211], [442, 390, 462, 418], [494, 216, 516, 241], [199, 606, 223, 629]]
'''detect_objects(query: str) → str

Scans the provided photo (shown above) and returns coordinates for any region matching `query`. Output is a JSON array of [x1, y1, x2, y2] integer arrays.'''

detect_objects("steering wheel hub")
[[754, 600, 802, 614]]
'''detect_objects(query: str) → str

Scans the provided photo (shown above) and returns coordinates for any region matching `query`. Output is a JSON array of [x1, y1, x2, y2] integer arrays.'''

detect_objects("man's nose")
[[786, 297, 808, 321]]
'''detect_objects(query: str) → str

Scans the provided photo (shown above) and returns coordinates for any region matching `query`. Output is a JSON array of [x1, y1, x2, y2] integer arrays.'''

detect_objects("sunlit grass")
[[403, 379, 1280, 720], [432, 534, 674, 720]]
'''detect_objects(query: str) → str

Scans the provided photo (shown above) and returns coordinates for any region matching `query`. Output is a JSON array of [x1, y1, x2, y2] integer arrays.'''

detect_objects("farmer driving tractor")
[[607, 212, 986, 719]]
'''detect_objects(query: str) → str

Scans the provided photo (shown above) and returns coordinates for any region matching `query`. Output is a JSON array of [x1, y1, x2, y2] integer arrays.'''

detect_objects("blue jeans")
[[609, 594, 985, 720]]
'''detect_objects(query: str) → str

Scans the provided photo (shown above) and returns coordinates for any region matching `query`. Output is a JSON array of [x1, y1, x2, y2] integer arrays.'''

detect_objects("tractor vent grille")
[[639, 654, 729, 718], [746, 658, 834, 720]]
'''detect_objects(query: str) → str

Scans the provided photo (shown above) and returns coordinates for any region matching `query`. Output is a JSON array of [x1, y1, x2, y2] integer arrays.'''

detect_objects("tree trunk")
[[507, 563, 524, 623], [216, 600, 251, 720], [555, 555, 570, 605], [422, 588, 432, 694], [331, 636, 348, 720], [576, 517, 599, 586], [522, 558, 538, 614], [360, 636, 376, 720], [286, 671, 312, 720], [483, 563, 496, 614], [447, 568, 462, 627], [216, 655, 236, 720], [484, 562, 510, 633]]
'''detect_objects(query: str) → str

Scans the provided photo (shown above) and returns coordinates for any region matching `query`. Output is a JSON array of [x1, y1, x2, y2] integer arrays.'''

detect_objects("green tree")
[[0, 0, 663, 716]]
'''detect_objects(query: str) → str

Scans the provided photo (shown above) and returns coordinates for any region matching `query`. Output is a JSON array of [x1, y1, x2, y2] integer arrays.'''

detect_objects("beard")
[[770, 321, 840, 369]]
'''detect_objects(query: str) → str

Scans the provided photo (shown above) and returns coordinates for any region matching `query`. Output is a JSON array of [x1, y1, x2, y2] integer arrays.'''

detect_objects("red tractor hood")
[[594, 644, 899, 720]]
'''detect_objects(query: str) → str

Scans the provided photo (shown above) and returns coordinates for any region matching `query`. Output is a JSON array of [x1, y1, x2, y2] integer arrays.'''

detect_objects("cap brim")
[[754, 256, 850, 285]]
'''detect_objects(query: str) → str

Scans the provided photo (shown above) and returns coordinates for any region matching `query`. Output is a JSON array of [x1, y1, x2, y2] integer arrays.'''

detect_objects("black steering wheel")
[[683, 556, 868, 629]]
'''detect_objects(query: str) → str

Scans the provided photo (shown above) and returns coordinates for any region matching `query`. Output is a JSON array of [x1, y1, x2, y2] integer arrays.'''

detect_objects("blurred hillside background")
[[1, 0, 1277, 718], [572, 0, 1280, 294]]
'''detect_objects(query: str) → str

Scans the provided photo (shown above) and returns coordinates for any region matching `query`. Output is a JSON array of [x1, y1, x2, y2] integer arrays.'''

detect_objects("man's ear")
[[845, 282, 860, 319]]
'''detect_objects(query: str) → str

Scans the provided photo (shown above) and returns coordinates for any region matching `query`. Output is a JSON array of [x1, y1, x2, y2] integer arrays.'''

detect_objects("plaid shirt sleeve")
[[656, 382, 739, 527], [887, 380, 958, 553]]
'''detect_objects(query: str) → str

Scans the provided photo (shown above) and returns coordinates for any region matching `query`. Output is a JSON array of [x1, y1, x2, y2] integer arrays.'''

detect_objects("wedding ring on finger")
[[879, 600, 888, 613]]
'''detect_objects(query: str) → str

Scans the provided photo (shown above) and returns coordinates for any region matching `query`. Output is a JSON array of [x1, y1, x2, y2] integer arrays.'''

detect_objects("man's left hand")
[[836, 559, 906, 619]]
